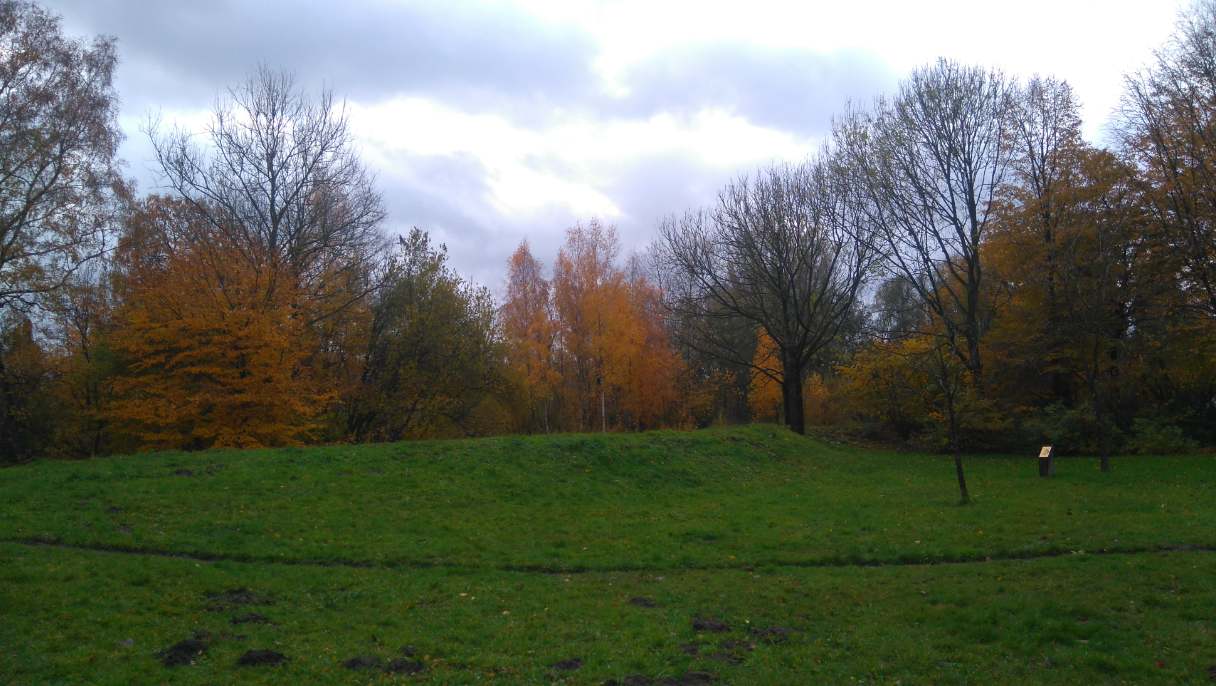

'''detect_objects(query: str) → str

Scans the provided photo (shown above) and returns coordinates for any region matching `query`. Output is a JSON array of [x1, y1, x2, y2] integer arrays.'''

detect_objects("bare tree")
[[838, 59, 1016, 502], [654, 153, 877, 435], [150, 66, 386, 321], [0, 0, 123, 314], [1120, 0, 1216, 319]]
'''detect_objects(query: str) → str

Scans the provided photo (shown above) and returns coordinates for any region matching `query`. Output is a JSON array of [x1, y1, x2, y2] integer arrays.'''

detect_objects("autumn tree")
[[674, 321, 754, 427], [986, 144, 1148, 466], [501, 241, 558, 432], [1055, 152, 1145, 470], [548, 221, 683, 432], [552, 221, 624, 431], [837, 338, 931, 441], [137, 67, 390, 446], [747, 329, 784, 422], [0, 0, 124, 313], [611, 259, 683, 429], [655, 155, 876, 435], [106, 198, 327, 450]]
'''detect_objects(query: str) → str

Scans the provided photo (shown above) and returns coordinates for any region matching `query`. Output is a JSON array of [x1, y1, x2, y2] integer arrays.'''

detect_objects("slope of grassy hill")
[[2, 425, 1214, 684]]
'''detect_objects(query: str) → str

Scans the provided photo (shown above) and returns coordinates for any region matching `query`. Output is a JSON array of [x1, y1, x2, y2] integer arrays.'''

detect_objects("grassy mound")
[[2, 426, 1214, 683]]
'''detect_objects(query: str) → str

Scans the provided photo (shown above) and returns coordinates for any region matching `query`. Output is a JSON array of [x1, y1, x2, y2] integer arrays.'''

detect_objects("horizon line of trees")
[[2, 0, 1215, 493]]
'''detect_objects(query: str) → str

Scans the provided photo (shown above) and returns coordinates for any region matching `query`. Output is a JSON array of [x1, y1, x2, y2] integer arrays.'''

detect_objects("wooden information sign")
[[1038, 445, 1054, 477]]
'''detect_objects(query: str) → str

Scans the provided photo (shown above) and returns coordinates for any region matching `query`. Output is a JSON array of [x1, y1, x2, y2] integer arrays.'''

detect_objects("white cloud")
[[516, 0, 1187, 141], [48, 0, 1193, 284], [348, 96, 814, 230]]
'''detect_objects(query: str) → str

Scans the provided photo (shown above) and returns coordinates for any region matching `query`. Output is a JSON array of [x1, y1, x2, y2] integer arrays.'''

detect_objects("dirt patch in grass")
[[343, 646, 425, 674], [748, 625, 792, 644], [342, 655, 382, 670], [551, 657, 583, 671], [604, 672, 716, 685], [385, 657, 425, 674], [691, 616, 730, 632], [230, 612, 270, 625], [629, 596, 658, 608], [708, 639, 753, 665], [671, 671, 717, 684], [204, 587, 273, 612], [159, 638, 208, 667], [236, 649, 287, 667]]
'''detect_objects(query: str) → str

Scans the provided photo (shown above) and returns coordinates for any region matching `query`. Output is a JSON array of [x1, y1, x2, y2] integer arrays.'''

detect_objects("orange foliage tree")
[[501, 241, 559, 432], [107, 199, 327, 450], [609, 261, 683, 429], [503, 220, 684, 432]]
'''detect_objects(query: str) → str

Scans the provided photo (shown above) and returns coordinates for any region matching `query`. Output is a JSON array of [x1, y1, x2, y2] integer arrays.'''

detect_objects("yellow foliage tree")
[[748, 328, 839, 426], [748, 329, 783, 422], [546, 220, 684, 431]]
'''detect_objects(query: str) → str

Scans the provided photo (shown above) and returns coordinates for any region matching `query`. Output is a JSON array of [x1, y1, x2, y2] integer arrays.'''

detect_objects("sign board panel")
[[1039, 446, 1053, 459]]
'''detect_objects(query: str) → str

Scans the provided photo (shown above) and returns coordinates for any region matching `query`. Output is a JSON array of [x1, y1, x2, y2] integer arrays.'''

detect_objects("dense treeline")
[[1, 0, 1214, 466]]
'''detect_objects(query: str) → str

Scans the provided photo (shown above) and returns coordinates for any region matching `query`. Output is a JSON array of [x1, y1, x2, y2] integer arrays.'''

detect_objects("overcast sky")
[[47, 0, 1188, 290]]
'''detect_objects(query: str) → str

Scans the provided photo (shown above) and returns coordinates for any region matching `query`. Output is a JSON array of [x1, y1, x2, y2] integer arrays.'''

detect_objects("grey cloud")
[[52, 0, 894, 133], [371, 150, 580, 291], [49, 0, 599, 114], [611, 43, 897, 135], [603, 153, 735, 250]]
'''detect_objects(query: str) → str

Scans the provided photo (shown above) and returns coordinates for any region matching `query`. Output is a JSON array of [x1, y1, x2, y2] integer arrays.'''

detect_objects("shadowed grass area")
[[1, 425, 1214, 683]]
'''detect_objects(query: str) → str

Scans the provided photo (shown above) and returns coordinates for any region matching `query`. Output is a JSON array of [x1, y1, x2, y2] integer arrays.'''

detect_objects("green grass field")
[[2, 425, 1214, 684]]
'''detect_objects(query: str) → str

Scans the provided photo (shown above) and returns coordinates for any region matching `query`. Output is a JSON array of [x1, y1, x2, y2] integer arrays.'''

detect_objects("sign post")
[[1038, 445, 1054, 477]]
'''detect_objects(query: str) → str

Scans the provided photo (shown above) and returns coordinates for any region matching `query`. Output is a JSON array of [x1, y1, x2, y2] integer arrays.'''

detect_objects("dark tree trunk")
[[946, 393, 970, 504], [953, 448, 970, 504], [781, 352, 806, 435]]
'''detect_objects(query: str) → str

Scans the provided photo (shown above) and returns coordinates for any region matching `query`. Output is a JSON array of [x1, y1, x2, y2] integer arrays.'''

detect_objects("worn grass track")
[[2, 425, 1214, 683], [7, 536, 1216, 574]]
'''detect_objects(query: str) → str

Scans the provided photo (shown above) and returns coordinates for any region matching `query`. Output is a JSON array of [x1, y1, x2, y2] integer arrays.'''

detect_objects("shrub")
[[1125, 417, 1199, 455], [1023, 403, 1122, 455]]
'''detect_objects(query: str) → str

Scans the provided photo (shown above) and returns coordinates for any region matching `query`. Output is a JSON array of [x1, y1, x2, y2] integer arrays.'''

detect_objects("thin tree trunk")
[[1096, 383, 1112, 473], [946, 388, 970, 504], [1089, 336, 1112, 473], [953, 449, 970, 504]]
